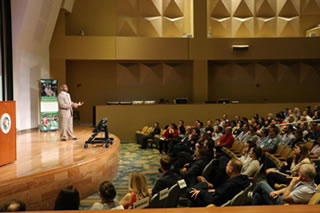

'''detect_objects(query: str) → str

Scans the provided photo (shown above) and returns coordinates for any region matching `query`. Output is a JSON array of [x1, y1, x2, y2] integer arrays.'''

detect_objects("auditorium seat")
[[136, 126, 149, 144], [308, 185, 320, 205], [149, 189, 168, 208]]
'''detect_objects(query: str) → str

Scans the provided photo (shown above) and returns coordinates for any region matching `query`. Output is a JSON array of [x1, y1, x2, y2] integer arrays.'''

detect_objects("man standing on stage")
[[58, 84, 84, 141]]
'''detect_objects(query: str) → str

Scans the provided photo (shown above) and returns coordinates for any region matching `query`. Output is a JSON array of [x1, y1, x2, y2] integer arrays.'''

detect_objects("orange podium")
[[0, 101, 16, 166]]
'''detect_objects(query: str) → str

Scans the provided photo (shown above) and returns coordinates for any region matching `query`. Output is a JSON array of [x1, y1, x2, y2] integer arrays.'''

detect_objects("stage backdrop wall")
[[96, 103, 320, 143]]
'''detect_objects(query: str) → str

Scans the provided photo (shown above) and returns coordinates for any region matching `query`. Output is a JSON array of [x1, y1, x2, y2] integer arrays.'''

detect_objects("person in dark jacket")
[[186, 159, 250, 207], [180, 147, 209, 186], [140, 122, 161, 149], [152, 155, 181, 195]]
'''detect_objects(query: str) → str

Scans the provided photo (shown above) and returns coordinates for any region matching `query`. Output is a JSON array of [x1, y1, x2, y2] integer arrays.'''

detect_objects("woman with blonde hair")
[[120, 172, 151, 209]]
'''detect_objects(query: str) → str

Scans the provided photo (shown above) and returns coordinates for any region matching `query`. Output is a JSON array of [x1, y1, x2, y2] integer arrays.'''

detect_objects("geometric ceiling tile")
[[256, 0, 277, 17], [209, 0, 232, 18], [163, 0, 184, 18], [278, 0, 300, 17], [209, 17, 232, 37], [232, 17, 255, 37], [255, 17, 276, 37], [139, 16, 162, 37], [232, 0, 254, 18], [163, 16, 184, 37], [117, 0, 138, 17], [139, 0, 162, 17], [118, 17, 138, 36], [277, 16, 300, 37], [301, 0, 320, 15]]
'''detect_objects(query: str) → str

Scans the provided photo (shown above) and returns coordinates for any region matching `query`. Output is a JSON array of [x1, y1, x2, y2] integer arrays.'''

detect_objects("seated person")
[[54, 185, 80, 210], [177, 120, 186, 135], [310, 137, 320, 158], [205, 120, 214, 134], [179, 147, 210, 186], [251, 164, 317, 205], [235, 124, 249, 142], [1, 200, 26, 212], [159, 123, 179, 154], [216, 127, 234, 147], [260, 126, 281, 153], [186, 159, 250, 207], [211, 126, 223, 142], [280, 125, 296, 146], [241, 146, 262, 177], [90, 181, 123, 210], [169, 128, 200, 157], [238, 141, 256, 167], [266, 143, 311, 188], [120, 172, 151, 209], [152, 155, 181, 195], [140, 122, 161, 149]]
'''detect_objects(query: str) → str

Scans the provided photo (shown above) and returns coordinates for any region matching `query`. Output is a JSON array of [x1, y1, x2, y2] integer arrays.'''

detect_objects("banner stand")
[[40, 79, 59, 132]]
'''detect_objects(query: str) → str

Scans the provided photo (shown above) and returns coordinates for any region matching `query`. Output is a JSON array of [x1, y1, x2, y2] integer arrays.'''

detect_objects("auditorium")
[[1, 0, 320, 212]]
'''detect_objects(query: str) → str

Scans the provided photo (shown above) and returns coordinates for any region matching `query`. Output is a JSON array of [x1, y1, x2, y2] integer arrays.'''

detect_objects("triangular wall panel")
[[117, 0, 139, 17], [256, 0, 277, 17], [232, 0, 254, 18], [139, 0, 162, 17], [163, 0, 184, 18], [139, 17, 162, 37], [301, 0, 320, 15], [255, 17, 276, 37], [232, 17, 254, 37], [277, 16, 300, 37], [118, 17, 138, 36], [209, 0, 232, 18], [278, 0, 300, 17], [209, 17, 232, 37], [163, 17, 185, 37]]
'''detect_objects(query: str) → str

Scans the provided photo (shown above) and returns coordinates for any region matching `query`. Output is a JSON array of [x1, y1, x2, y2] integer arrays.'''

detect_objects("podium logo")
[[1, 113, 11, 134]]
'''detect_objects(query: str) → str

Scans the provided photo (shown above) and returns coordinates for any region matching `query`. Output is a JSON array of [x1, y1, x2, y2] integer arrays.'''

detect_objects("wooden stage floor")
[[0, 126, 120, 210]]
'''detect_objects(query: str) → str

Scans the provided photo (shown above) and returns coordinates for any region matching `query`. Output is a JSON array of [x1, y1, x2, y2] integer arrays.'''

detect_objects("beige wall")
[[66, 0, 116, 36], [12, 0, 62, 130], [66, 60, 193, 123], [49, 1, 320, 133], [207, 0, 320, 38], [96, 103, 320, 142], [66, 0, 193, 37], [208, 61, 320, 103]]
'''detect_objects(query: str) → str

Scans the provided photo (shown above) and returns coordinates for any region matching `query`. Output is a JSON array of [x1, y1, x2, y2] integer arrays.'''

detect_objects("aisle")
[[80, 143, 161, 209]]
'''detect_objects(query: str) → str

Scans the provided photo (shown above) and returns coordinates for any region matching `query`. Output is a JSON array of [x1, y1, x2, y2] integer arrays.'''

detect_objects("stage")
[[0, 126, 120, 210]]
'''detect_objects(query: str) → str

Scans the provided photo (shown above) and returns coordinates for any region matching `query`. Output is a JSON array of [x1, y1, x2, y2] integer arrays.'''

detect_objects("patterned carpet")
[[79, 143, 162, 209]]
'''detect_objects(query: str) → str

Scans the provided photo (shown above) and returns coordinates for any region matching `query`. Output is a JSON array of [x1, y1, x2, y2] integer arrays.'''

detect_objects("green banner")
[[40, 79, 59, 131]]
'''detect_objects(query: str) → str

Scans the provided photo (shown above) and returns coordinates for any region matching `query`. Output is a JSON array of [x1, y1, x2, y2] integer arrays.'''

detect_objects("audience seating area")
[[3, 105, 320, 211]]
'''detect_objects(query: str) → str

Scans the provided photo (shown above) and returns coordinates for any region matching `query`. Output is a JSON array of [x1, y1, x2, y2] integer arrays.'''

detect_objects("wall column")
[[191, 0, 208, 103]]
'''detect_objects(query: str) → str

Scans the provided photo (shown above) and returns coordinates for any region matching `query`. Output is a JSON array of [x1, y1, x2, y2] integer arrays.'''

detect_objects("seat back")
[[149, 188, 169, 208], [275, 144, 285, 156], [165, 184, 180, 208], [146, 127, 154, 134], [202, 159, 216, 179], [305, 142, 314, 151], [253, 163, 264, 180], [230, 182, 253, 206], [280, 146, 292, 160], [220, 183, 253, 207], [130, 197, 150, 209], [308, 185, 320, 205], [236, 142, 244, 153], [140, 126, 148, 133], [231, 140, 239, 150], [265, 153, 282, 169]]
